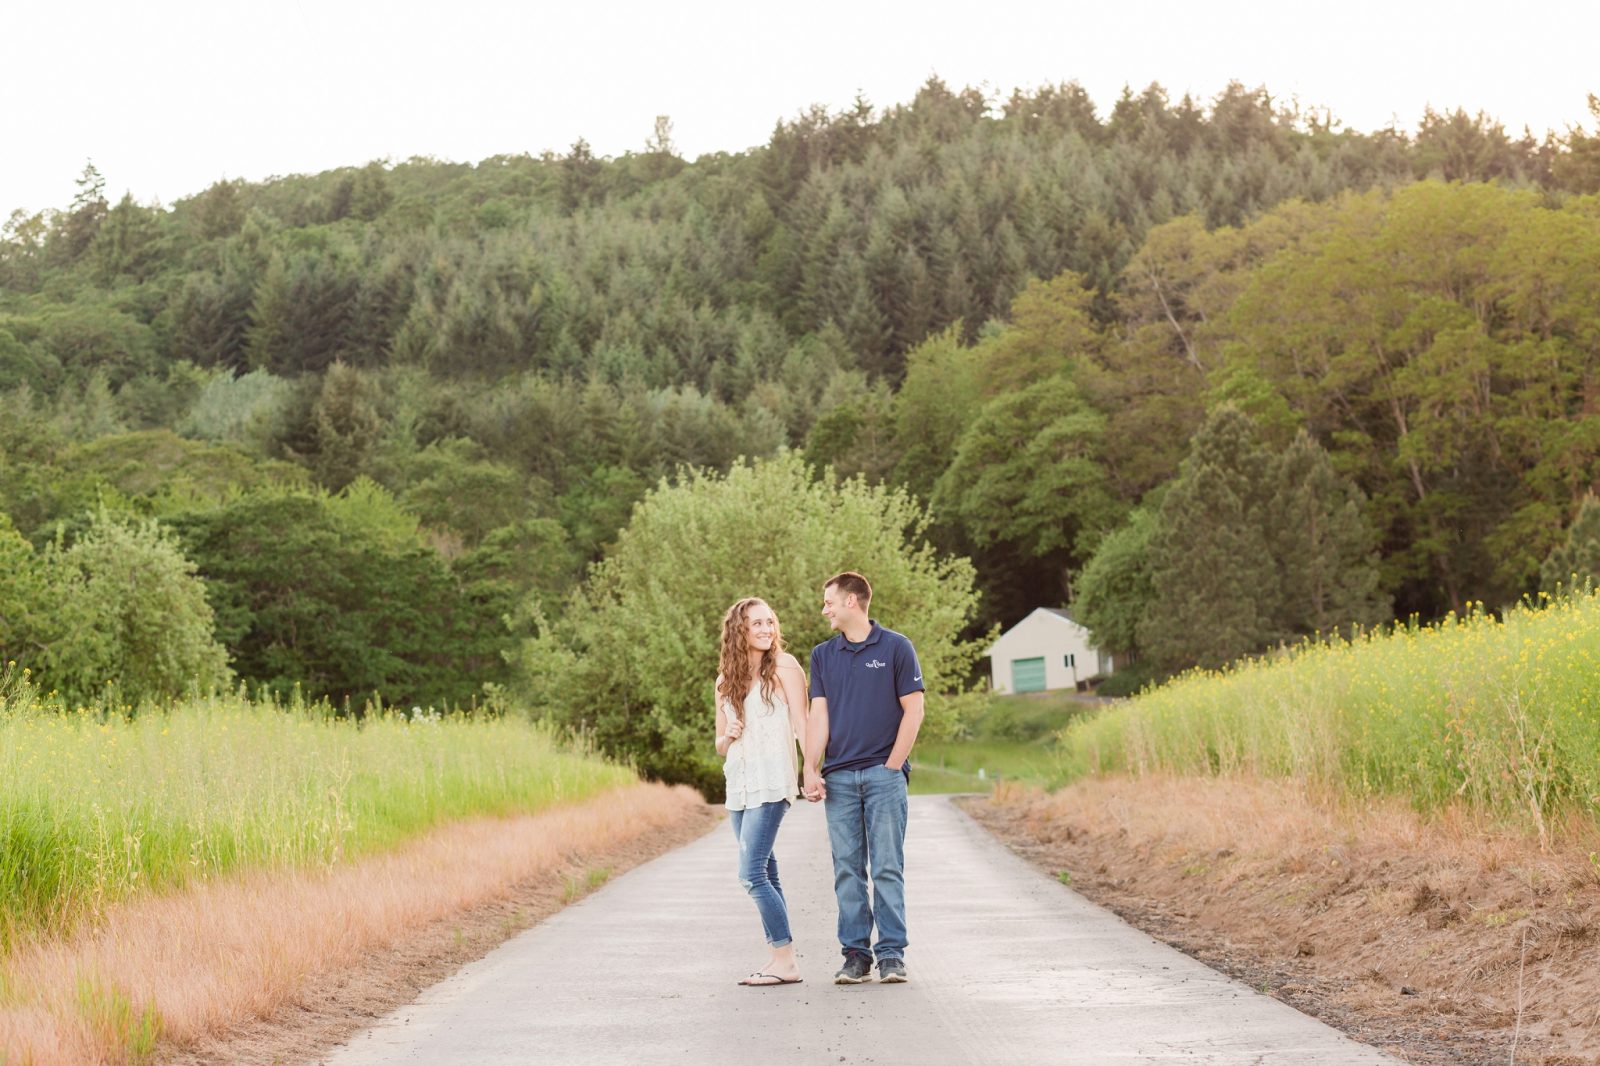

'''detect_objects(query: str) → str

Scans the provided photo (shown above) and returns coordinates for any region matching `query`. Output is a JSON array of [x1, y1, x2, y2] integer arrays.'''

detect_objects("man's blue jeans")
[[729, 799, 792, 947], [823, 765, 908, 961]]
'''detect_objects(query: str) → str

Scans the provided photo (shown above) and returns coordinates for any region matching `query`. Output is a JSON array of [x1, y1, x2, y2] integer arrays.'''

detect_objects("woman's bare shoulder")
[[777, 653, 803, 671]]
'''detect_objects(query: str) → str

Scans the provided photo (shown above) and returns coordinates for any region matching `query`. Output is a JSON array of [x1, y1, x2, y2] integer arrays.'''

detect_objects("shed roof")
[[984, 606, 1089, 657]]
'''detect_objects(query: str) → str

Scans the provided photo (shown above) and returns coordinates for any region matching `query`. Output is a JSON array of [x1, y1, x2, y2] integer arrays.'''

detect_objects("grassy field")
[[0, 671, 636, 947], [911, 690, 1099, 794], [1058, 590, 1600, 841], [910, 740, 1062, 794]]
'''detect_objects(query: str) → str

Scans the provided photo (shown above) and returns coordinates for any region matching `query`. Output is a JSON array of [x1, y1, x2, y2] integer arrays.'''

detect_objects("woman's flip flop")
[[738, 972, 803, 986]]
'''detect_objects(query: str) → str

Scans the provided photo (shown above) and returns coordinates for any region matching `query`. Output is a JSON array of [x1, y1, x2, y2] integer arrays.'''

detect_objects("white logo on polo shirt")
[[864, 659, 887, 669]]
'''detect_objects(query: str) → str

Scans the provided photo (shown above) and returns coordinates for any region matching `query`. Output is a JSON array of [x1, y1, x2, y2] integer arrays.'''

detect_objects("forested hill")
[[3, 79, 1600, 706], [9, 81, 1598, 388]]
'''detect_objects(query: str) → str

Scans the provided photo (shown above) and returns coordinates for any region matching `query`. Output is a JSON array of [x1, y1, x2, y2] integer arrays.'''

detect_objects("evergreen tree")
[[834, 251, 894, 370], [170, 266, 255, 370], [1541, 495, 1600, 592], [640, 115, 684, 183], [1072, 507, 1157, 657], [1141, 405, 1277, 670], [305, 362, 384, 489], [348, 240, 416, 365], [246, 249, 359, 374], [1267, 429, 1391, 637], [1553, 95, 1600, 194], [56, 370, 126, 442], [326, 174, 355, 222], [349, 162, 394, 221], [1413, 107, 1518, 182], [559, 139, 602, 214], [190, 178, 247, 239], [57, 161, 108, 262], [802, 379, 897, 483], [90, 194, 162, 283]]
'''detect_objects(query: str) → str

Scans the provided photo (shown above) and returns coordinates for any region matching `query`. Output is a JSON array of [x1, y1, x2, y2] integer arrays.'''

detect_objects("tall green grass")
[[1060, 590, 1600, 841], [0, 671, 636, 947]]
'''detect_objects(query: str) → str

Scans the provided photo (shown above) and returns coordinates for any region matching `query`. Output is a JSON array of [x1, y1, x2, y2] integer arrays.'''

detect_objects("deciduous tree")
[[515, 452, 985, 796]]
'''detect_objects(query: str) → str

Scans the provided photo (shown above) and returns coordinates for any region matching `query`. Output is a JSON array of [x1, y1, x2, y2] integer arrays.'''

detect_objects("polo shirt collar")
[[841, 620, 883, 652]]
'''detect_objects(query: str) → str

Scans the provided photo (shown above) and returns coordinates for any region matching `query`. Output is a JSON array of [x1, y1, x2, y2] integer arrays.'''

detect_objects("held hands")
[[802, 768, 825, 803]]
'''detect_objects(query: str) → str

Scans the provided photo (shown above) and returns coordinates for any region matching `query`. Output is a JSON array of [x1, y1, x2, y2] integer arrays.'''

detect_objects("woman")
[[715, 596, 809, 986]]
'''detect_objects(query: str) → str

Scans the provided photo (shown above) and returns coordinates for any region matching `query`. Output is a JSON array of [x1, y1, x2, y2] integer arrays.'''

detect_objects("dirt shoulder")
[[962, 777, 1600, 1066], [161, 794, 722, 1066]]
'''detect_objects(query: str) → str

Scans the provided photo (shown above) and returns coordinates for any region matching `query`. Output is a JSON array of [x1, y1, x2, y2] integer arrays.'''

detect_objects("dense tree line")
[[8, 81, 1597, 398], [2, 80, 1599, 707], [893, 183, 1600, 670]]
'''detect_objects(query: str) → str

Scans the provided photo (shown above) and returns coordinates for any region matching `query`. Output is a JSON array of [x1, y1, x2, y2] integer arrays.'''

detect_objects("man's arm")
[[803, 696, 829, 801], [883, 690, 924, 770], [885, 637, 926, 770]]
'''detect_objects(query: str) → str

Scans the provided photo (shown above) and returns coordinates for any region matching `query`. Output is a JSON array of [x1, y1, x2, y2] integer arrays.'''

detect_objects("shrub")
[[1092, 661, 1162, 699], [35, 508, 231, 705], [514, 452, 987, 796]]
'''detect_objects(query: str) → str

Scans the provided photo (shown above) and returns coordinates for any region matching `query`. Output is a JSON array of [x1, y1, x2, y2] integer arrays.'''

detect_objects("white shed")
[[984, 608, 1113, 694]]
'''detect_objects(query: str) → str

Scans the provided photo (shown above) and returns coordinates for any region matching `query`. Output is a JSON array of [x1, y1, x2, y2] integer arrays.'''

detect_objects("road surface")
[[325, 794, 1398, 1065]]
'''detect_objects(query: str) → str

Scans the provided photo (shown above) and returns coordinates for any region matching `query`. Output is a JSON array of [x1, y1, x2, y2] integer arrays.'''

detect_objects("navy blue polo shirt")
[[809, 621, 924, 777]]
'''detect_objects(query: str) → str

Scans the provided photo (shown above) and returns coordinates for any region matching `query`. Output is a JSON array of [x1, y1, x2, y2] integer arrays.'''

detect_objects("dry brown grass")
[[0, 782, 709, 1066], [975, 775, 1600, 1066]]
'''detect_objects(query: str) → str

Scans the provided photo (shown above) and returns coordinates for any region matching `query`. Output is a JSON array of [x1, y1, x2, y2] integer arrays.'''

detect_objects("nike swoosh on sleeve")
[[914, 674, 922, 681]]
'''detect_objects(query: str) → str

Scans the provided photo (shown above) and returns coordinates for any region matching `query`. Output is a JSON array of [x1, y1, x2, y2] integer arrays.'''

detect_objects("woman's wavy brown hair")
[[717, 597, 783, 724]]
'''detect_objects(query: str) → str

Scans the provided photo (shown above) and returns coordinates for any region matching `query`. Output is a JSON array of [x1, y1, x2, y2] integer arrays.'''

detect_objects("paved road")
[[326, 795, 1399, 1065]]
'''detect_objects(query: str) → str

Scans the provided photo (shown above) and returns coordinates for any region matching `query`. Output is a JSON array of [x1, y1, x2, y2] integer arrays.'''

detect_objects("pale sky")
[[6, 0, 1598, 215]]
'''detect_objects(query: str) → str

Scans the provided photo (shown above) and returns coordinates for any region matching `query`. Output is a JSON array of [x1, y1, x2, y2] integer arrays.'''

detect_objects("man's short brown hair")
[[825, 571, 872, 607]]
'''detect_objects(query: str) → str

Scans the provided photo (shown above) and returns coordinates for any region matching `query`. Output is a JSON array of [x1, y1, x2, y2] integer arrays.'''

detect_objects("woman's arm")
[[777, 655, 808, 748], [713, 678, 742, 757]]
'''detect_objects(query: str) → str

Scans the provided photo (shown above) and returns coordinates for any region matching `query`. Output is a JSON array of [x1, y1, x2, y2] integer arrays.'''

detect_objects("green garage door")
[[1011, 657, 1046, 693]]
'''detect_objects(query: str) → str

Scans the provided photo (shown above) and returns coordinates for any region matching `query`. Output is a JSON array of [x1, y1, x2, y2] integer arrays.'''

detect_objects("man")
[[803, 571, 925, 985]]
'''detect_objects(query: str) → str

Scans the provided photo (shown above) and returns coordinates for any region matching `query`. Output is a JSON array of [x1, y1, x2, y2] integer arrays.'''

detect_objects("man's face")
[[821, 585, 854, 631]]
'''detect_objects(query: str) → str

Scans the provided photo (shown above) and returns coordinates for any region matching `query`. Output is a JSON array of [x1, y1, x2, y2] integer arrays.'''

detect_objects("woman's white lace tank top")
[[723, 683, 798, 811]]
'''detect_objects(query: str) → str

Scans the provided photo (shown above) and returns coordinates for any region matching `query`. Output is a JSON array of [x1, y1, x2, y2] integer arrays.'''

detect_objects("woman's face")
[[745, 602, 778, 652]]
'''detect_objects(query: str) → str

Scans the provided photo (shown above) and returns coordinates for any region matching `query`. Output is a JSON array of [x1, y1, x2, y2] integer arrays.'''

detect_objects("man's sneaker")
[[833, 953, 873, 984], [877, 958, 908, 984]]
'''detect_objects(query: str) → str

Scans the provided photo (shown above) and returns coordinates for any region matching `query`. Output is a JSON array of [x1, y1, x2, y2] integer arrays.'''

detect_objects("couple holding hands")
[[715, 571, 925, 987]]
